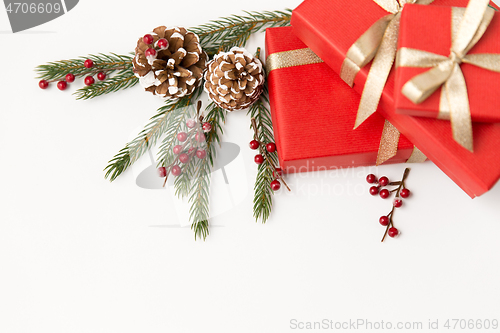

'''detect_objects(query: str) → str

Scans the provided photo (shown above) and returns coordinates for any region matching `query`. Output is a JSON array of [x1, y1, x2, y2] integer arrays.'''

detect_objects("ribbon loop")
[[401, 59, 454, 104], [341, 0, 435, 136], [398, 0, 498, 152], [340, 14, 394, 87], [354, 12, 401, 128]]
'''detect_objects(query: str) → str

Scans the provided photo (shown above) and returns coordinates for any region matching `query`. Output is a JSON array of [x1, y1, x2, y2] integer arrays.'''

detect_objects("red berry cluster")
[[38, 58, 109, 91], [142, 33, 169, 63], [158, 102, 211, 185], [250, 118, 289, 192], [366, 168, 411, 242]]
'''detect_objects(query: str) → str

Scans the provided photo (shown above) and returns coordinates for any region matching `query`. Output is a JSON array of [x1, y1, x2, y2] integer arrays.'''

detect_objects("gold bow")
[[397, 0, 500, 151], [266, 48, 427, 165], [340, 0, 435, 131]]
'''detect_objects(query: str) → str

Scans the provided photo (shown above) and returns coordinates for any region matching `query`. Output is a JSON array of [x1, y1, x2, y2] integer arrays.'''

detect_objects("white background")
[[1, 1, 500, 332]]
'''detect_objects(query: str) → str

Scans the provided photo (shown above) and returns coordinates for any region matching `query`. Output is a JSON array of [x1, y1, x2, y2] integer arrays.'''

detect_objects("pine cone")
[[204, 47, 265, 111], [133, 26, 207, 99]]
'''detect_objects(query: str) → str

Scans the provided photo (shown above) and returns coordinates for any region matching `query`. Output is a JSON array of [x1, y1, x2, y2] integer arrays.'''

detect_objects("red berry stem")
[[40, 65, 129, 84], [251, 118, 291, 192], [161, 112, 206, 187], [380, 168, 410, 242]]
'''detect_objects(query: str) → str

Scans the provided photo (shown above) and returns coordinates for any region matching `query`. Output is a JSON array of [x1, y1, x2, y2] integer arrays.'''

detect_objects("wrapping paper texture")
[[265, 27, 414, 173], [395, 4, 500, 122], [292, 0, 500, 197]]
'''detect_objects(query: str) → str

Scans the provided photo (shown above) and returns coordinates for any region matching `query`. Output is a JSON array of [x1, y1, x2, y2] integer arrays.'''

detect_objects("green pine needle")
[[104, 88, 202, 182], [192, 9, 292, 56], [35, 53, 133, 81], [188, 102, 226, 240], [74, 71, 138, 100], [35, 9, 291, 100], [248, 86, 278, 223]]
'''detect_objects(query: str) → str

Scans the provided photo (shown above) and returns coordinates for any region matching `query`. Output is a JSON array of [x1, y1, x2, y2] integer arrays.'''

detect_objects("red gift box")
[[395, 4, 500, 122], [265, 26, 417, 173], [292, 0, 500, 197]]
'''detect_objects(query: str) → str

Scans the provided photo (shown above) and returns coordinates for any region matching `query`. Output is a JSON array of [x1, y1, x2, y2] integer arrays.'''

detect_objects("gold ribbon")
[[266, 48, 427, 164], [340, 0, 435, 131], [265, 48, 323, 73], [397, 0, 500, 152]]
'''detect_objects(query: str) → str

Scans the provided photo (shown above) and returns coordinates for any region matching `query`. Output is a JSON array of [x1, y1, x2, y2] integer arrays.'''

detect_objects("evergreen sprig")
[[74, 70, 138, 100], [191, 9, 292, 56], [189, 102, 226, 240], [248, 87, 278, 223], [35, 53, 133, 81], [104, 88, 202, 182], [154, 102, 200, 198]]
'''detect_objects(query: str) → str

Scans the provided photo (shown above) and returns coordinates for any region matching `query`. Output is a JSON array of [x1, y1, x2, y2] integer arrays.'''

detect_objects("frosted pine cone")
[[204, 47, 265, 111], [133, 26, 207, 99]]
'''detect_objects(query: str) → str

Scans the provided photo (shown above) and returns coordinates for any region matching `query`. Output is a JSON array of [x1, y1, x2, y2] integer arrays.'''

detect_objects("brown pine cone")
[[133, 26, 207, 99], [204, 47, 265, 111]]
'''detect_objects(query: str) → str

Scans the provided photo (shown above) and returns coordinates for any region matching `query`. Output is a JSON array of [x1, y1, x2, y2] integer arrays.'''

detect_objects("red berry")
[[254, 154, 264, 164], [273, 167, 283, 179], [378, 176, 389, 186], [270, 180, 281, 191], [196, 149, 206, 159], [388, 227, 399, 238], [195, 132, 205, 142], [65, 73, 75, 83], [157, 38, 168, 49], [266, 142, 276, 153], [186, 119, 196, 128], [366, 174, 377, 183], [393, 198, 403, 208], [171, 165, 182, 176], [202, 122, 212, 133], [173, 145, 183, 154], [379, 189, 390, 199], [249, 140, 260, 150], [97, 72, 106, 81], [369, 186, 379, 196], [57, 81, 67, 90], [177, 132, 187, 142], [179, 153, 189, 164], [84, 76, 95, 86], [157, 167, 167, 177], [39, 80, 49, 89], [400, 188, 410, 198], [84, 59, 94, 68], [143, 34, 154, 45], [188, 147, 196, 154], [379, 216, 389, 226], [145, 48, 157, 58]]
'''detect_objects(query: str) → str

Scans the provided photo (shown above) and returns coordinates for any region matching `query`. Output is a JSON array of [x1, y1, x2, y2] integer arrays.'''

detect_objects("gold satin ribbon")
[[340, 0, 435, 131], [397, 0, 500, 152], [266, 48, 427, 164]]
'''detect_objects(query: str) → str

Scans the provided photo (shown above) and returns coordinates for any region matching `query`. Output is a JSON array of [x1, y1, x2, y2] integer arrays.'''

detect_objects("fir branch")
[[156, 103, 203, 199], [189, 102, 227, 240], [248, 87, 279, 223], [74, 70, 138, 100], [104, 88, 202, 182], [191, 9, 292, 56], [35, 53, 133, 81]]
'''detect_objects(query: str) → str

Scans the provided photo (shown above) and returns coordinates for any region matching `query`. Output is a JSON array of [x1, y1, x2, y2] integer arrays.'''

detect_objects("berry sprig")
[[142, 33, 170, 64], [38, 58, 127, 91], [366, 168, 411, 242], [250, 118, 290, 192], [157, 101, 211, 186]]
